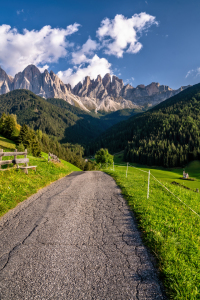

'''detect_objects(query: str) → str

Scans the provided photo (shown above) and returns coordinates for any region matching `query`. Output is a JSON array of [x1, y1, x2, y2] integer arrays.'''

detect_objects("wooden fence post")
[[0, 149, 3, 169], [14, 149, 17, 168], [147, 170, 150, 199], [24, 149, 28, 174]]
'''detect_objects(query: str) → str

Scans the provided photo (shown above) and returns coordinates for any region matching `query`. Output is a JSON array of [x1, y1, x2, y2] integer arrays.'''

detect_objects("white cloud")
[[0, 23, 80, 75], [186, 67, 200, 78], [71, 38, 99, 64], [17, 9, 24, 15], [96, 13, 158, 57], [186, 70, 193, 78], [38, 64, 49, 72], [58, 54, 111, 87], [124, 77, 135, 85]]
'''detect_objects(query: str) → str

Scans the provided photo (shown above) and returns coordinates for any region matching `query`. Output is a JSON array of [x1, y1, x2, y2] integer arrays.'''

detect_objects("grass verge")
[[0, 151, 80, 218], [105, 165, 200, 299], [114, 151, 200, 191]]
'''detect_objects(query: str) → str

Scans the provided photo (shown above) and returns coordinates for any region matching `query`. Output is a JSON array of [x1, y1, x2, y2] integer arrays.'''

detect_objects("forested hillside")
[[0, 90, 139, 146], [88, 83, 200, 167], [0, 113, 95, 170]]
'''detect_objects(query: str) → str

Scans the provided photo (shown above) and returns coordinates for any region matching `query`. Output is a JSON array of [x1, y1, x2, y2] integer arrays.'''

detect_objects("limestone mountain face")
[[0, 67, 13, 94], [73, 74, 190, 108], [0, 65, 89, 112], [0, 65, 190, 112]]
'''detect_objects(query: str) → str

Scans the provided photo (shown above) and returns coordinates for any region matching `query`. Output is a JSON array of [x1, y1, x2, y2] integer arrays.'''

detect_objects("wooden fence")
[[48, 152, 60, 163], [0, 149, 37, 174]]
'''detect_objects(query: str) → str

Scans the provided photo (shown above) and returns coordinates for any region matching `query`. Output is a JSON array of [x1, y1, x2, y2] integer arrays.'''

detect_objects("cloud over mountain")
[[0, 12, 158, 86], [71, 38, 99, 65], [58, 55, 111, 88], [96, 13, 158, 57], [0, 23, 80, 75]]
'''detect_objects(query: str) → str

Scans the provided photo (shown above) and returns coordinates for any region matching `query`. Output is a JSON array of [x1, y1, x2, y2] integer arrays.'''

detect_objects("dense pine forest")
[[88, 83, 200, 168], [0, 90, 138, 146]]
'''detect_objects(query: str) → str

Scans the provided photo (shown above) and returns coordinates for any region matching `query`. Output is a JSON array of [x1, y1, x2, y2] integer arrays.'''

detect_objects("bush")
[[95, 148, 113, 166], [17, 143, 25, 152]]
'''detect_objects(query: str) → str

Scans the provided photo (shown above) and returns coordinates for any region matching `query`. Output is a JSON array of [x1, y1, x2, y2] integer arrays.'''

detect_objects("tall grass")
[[105, 165, 200, 299], [0, 152, 80, 217]]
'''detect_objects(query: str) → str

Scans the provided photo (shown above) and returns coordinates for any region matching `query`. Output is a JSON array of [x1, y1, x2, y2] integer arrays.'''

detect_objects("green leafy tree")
[[31, 135, 41, 157], [1, 114, 17, 139], [95, 148, 113, 166], [17, 143, 25, 152], [18, 124, 30, 148], [0, 113, 7, 133]]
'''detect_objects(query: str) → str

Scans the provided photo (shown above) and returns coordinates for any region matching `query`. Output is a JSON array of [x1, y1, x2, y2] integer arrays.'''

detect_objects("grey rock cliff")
[[0, 65, 190, 112], [73, 74, 190, 107]]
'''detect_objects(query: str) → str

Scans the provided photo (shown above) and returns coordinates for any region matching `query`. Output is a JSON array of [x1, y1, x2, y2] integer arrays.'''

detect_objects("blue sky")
[[0, 0, 200, 89]]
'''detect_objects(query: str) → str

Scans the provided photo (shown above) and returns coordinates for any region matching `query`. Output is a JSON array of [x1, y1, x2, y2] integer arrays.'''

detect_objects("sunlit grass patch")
[[105, 165, 200, 299], [0, 152, 80, 217]]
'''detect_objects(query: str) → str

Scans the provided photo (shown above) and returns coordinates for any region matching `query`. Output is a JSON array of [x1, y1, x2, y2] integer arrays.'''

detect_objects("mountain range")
[[88, 83, 200, 168], [0, 65, 190, 112], [0, 89, 139, 145]]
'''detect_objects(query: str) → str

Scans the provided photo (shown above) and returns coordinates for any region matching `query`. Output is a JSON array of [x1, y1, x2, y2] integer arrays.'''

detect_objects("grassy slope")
[[105, 163, 200, 299], [114, 152, 200, 190], [0, 134, 16, 150], [0, 150, 80, 218]]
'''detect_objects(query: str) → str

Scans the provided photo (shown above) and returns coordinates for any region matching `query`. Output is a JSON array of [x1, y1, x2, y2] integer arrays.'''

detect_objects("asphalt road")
[[0, 171, 165, 299]]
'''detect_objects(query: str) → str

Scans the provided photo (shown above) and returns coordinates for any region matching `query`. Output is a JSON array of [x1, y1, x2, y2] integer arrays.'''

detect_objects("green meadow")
[[0, 150, 80, 218], [105, 161, 200, 299], [114, 152, 200, 191]]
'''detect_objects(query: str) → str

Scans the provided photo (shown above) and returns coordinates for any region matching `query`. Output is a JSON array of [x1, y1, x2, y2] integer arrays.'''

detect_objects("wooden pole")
[[14, 149, 17, 168], [147, 170, 150, 199], [0, 149, 3, 169], [126, 162, 128, 178], [24, 149, 28, 174]]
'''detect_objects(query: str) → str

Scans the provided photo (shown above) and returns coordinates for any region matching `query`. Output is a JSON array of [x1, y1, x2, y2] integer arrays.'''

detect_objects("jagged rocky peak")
[[0, 66, 8, 80], [22, 64, 41, 80], [111, 75, 124, 97], [44, 69, 49, 76], [0, 66, 13, 86], [102, 73, 111, 88], [137, 84, 146, 89], [112, 75, 123, 85], [73, 81, 82, 95], [83, 76, 91, 87], [65, 83, 72, 92], [96, 75, 102, 83], [0, 64, 191, 112]]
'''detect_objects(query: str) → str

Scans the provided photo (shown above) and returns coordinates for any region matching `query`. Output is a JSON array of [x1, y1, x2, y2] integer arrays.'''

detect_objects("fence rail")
[[48, 152, 60, 163], [0, 149, 37, 174], [103, 161, 200, 219]]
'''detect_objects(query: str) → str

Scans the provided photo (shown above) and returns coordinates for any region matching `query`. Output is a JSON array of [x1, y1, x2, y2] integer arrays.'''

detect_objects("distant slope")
[[89, 83, 200, 167], [0, 90, 140, 146]]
